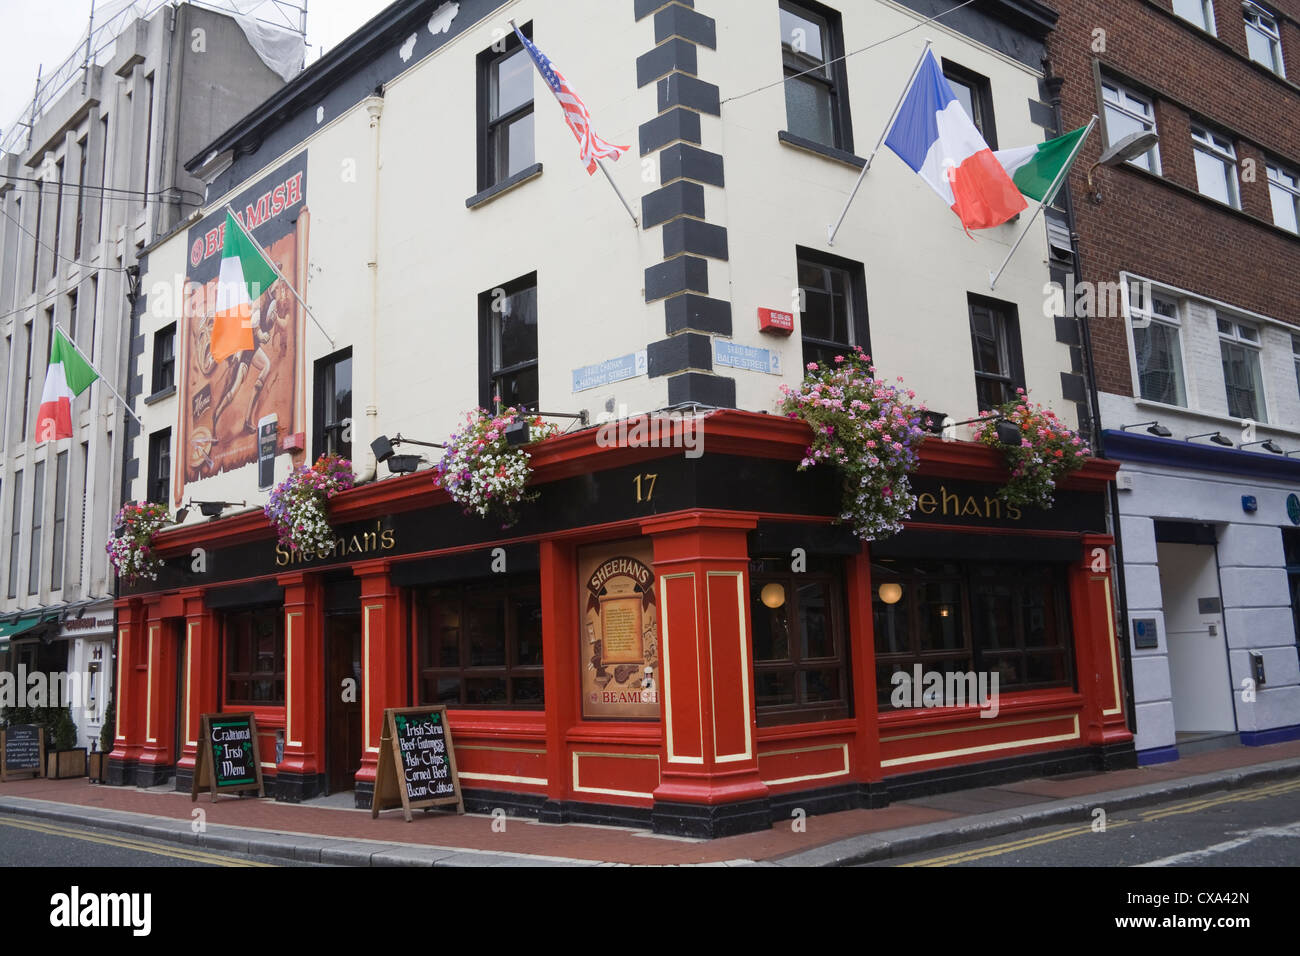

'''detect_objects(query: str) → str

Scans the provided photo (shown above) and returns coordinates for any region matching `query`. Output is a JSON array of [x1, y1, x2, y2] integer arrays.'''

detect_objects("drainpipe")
[[1045, 68, 1138, 739], [355, 91, 384, 485]]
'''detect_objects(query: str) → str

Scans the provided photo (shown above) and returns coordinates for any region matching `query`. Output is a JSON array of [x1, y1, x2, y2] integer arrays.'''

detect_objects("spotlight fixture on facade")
[[371, 434, 445, 464], [174, 506, 190, 524], [1242, 440, 1285, 455], [386, 455, 423, 475], [1122, 421, 1173, 438], [504, 410, 591, 447], [1087, 130, 1160, 203], [928, 413, 1023, 447], [193, 500, 247, 520], [1187, 432, 1235, 448]]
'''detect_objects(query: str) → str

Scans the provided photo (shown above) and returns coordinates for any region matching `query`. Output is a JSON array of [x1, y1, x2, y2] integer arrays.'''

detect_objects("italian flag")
[[36, 330, 98, 443], [995, 125, 1091, 204], [212, 210, 278, 364]]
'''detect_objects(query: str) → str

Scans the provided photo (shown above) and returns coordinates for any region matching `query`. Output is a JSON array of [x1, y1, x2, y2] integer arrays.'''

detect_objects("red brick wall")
[[1047, 0, 1300, 396]]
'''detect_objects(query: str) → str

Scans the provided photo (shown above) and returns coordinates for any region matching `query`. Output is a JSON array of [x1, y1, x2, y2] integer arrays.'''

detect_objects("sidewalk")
[[2, 739, 1298, 866]]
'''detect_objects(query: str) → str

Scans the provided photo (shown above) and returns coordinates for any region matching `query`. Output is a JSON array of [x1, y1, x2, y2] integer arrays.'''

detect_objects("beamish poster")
[[177, 152, 309, 505], [578, 539, 661, 720]]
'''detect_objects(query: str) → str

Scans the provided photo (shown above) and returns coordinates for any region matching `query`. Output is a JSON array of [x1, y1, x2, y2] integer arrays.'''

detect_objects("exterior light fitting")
[[760, 583, 786, 609], [1087, 130, 1160, 203], [1187, 432, 1235, 448], [1241, 440, 1284, 455], [1122, 421, 1173, 438], [878, 582, 904, 605]]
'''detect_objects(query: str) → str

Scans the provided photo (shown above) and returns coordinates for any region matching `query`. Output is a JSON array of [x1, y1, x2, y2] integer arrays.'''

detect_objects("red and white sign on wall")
[[758, 307, 795, 336]]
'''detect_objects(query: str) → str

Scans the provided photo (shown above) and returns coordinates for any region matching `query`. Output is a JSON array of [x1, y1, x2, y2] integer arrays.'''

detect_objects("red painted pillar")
[[541, 538, 580, 816], [355, 560, 404, 798], [278, 572, 325, 798], [644, 513, 770, 837], [136, 602, 170, 781], [176, 589, 216, 782], [1072, 535, 1132, 752], [847, 549, 885, 801], [108, 597, 146, 782]]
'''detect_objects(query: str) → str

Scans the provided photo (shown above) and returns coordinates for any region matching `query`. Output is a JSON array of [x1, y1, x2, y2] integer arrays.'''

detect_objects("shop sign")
[[1, 725, 43, 781], [579, 540, 661, 720], [371, 706, 464, 822], [192, 713, 265, 802], [908, 477, 1106, 533], [714, 340, 782, 375], [572, 352, 648, 393]]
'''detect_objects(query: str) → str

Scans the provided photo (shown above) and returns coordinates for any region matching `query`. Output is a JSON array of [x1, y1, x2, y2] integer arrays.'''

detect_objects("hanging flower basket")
[[975, 389, 1092, 510], [780, 348, 929, 541], [434, 407, 560, 528], [106, 502, 169, 583], [264, 454, 355, 554]]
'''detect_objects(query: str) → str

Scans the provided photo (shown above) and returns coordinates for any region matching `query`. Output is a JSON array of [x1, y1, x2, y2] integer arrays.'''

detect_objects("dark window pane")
[[512, 676, 544, 706], [873, 586, 909, 655], [467, 601, 506, 667], [972, 582, 1016, 650], [465, 677, 508, 706], [513, 592, 543, 666], [785, 76, 835, 146], [494, 286, 538, 371], [492, 47, 533, 119], [800, 668, 842, 704], [755, 671, 796, 708], [798, 582, 833, 659], [917, 579, 964, 652], [750, 592, 791, 662]]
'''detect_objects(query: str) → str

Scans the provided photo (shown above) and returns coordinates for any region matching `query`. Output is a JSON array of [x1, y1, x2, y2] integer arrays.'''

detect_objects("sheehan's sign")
[[906, 478, 1105, 533], [579, 540, 661, 720]]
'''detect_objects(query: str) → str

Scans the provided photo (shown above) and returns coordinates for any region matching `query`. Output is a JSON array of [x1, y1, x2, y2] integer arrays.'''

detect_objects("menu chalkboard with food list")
[[1, 725, 44, 781], [371, 706, 463, 822], [192, 713, 265, 803]]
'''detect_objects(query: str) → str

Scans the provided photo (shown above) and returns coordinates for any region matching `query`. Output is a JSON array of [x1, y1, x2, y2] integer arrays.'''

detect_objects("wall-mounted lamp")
[[191, 500, 247, 520], [504, 410, 591, 447], [372, 435, 446, 475], [1122, 420, 1173, 438], [927, 413, 1022, 447], [1187, 432, 1235, 448], [878, 582, 904, 605], [760, 583, 786, 609], [1087, 130, 1160, 204], [1241, 439, 1285, 455]]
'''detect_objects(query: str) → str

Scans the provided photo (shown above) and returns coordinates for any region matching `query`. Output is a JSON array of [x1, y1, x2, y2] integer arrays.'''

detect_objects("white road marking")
[[1136, 821, 1300, 867]]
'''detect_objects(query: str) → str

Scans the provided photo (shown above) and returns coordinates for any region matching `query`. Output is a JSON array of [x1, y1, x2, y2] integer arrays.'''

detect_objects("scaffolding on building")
[[1, 0, 308, 158]]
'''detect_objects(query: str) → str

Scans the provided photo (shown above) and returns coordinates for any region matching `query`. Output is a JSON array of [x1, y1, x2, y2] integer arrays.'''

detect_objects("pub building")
[[107, 0, 1135, 835], [110, 414, 1131, 836]]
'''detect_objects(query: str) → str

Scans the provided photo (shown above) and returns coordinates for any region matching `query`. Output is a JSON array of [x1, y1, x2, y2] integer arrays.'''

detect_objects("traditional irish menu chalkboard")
[[1, 725, 44, 781], [192, 713, 265, 803], [371, 706, 463, 822]]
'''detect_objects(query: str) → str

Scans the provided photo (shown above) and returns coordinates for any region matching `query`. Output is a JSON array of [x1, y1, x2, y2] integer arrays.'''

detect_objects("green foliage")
[[0, 704, 79, 751]]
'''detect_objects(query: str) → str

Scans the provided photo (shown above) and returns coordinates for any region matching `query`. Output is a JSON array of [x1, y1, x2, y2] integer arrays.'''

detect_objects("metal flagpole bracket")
[[224, 205, 335, 349], [827, 38, 934, 246], [54, 322, 143, 428]]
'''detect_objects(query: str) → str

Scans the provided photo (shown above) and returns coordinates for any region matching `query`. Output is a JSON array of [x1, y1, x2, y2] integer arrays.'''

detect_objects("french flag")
[[885, 51, 1027, 232]]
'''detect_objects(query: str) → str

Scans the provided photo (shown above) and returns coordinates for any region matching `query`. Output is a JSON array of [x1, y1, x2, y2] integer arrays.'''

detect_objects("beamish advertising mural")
[[177, 152, 309, 505]]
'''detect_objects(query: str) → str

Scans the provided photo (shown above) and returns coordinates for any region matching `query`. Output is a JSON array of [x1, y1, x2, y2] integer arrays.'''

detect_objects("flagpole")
[[989, 114, 1097, 291], [597, 158, 639, 228], [54, 322, 143, 428], [224, 205, 335, 349], [827, 38, 934, 246]]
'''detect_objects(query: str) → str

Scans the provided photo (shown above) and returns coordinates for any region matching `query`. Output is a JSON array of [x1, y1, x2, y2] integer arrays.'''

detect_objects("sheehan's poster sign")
[[579, 540, 661, 720], [177, 151, 309, 506]]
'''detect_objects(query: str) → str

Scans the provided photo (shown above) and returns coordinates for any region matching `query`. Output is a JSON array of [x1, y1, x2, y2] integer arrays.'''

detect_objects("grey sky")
[[0, 0, 396, 146]]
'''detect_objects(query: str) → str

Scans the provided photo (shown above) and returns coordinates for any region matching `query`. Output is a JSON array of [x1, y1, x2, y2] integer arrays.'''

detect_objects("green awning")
[[0, 613, 59, 641]]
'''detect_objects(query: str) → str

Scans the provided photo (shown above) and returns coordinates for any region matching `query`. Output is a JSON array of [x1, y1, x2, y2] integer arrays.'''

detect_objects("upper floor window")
[[479, 274, 538, 411], [1173, 0, 1216, 33], [1292, 334, 1300, 399], [1192, 126, 1240, 208], [968, 295, 1025, 412], [1128, 285, 1187, 407], [1219, 318, 1267, 422], [1267, 163, 1300, 233], [313, 347, 352, 461], [478, 25, 535, 191], [796, 248, 869, 370], [749, 555, 851, 726], [779, 0, 852, 152], [151, 323, 176, 395], [943, 61, 997, 148], [147, 429, 171, 506], [1245, 3, 1285, 75], [1101, 81, 1161, 174]]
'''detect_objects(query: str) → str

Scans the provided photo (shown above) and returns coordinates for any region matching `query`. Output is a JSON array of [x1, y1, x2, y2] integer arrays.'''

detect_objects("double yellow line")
[[0, 817, 273, 867], [899, 777, 1300, 867]]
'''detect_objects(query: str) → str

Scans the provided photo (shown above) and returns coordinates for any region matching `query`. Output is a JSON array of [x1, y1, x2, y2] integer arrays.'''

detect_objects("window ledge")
[[466, 163, 544, 210], [1131, 397, 1300, 438], [143, 385, 176, 406], [777, 130, 866, 170]]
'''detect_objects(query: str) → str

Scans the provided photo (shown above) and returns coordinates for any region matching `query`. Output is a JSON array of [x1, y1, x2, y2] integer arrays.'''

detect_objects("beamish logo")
[[50, 887, 151, 937]]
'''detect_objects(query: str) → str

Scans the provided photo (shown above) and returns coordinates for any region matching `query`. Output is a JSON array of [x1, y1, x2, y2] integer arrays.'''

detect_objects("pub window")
[[477, 22, 535, 191], [415, 576, 544, 709], [797, 247, 870, 370], [968, 294, 1025, 412], [147, 428, 171, 506], [942, 60, 998, 148], [313, 346, 352, 460], [224, 606, 286, 706], [873, 559, 1074, 708], [778, 0, 853, 152], [748, 555, 852, 726], [479, 273, 539, 411], [151, 323, 175, 395]]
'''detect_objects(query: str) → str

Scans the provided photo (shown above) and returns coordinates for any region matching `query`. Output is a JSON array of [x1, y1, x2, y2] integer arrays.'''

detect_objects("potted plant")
[[105, 501, 169, 583], [975, 389, 1092, 510], [780, 348, 929, 541], [88, 687, 115, 783], [264, 454, 356, 555], [44, 707, 84, 779], [434, 407, 559, 528]]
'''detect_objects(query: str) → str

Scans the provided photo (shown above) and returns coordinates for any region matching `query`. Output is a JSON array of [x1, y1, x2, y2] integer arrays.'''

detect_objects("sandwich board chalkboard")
[[1, 725, 44, 782], [371, 706, 464, 822], [192, 713, 265, 803]]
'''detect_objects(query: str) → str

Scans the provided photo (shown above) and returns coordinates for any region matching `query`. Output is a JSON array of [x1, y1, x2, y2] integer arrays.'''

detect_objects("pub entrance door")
[[324, 579, 364, 794]]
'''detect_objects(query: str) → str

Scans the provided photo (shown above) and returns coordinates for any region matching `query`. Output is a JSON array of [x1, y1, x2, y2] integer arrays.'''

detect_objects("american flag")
[[513, 25, 629, 175]]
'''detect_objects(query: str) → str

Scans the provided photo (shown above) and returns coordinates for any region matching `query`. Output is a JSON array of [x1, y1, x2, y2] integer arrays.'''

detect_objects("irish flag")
[[36, 330, 98, 443], [212, 210, 278, 364], [995, 125, 1091, 203], [884, 51, 1027, 232]]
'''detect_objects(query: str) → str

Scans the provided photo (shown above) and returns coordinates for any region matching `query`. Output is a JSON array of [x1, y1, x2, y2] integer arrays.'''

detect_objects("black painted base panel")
[[134, 763, 175, 788]]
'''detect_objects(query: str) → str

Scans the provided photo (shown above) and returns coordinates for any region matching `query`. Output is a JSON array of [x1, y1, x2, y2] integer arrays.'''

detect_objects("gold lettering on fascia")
[[275, 522, 396, 567], [915, 488, 1022, 522]]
